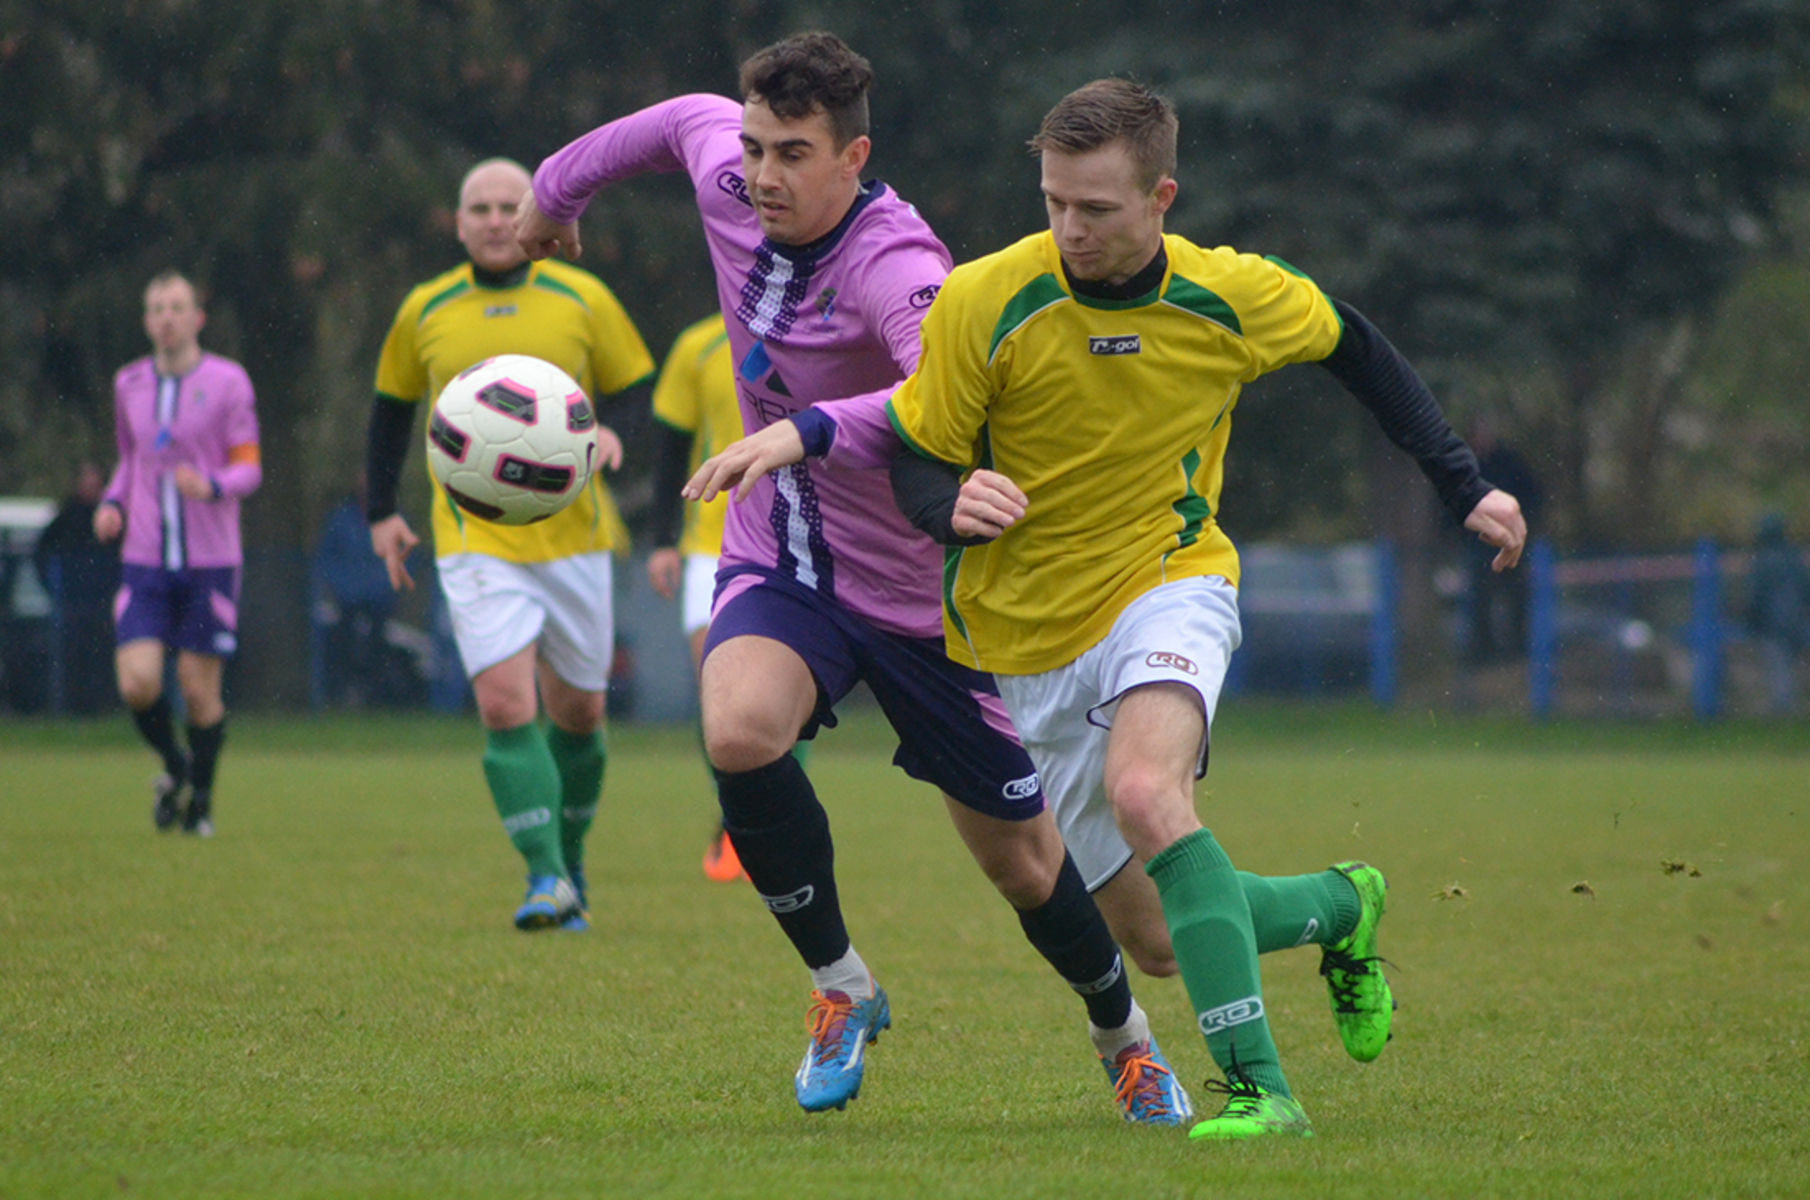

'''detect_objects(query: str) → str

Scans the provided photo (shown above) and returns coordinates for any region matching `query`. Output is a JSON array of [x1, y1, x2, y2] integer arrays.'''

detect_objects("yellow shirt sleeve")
[[652, 322, 709, 434], [885, 270, 996, 469], [1224, 251, 1344, 382], [583, 279, 655, 397], [373, 289, 429, 402]]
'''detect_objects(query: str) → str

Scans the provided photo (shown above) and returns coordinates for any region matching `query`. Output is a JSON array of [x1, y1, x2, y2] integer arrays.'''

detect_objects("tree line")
[[5, 0, 1808, 558]]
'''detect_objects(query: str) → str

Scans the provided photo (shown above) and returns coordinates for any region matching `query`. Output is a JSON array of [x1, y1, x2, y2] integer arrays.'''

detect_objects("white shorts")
[[435, 552, 614, 690], [681, 553, 718, 636], [995, 575, 1241, 890]]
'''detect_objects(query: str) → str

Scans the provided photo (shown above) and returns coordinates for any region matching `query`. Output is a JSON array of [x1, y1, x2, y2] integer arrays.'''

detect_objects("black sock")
[[1016, 852, 1134, 1031], [187, 718, 227, 792], [131, 696, 187, 781], [717, 755, 848, 970]]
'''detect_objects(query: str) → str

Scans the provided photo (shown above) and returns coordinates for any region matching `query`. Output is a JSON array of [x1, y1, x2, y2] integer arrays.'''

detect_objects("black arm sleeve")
[[364, 394, 419, 522], [1319, 298, 1494, 524], [889, 449, 992, 547], [648, 419, 694, 549]]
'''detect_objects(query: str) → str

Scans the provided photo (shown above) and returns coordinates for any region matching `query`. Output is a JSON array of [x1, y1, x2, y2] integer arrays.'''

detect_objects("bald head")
[[457, 158, 533, 273]]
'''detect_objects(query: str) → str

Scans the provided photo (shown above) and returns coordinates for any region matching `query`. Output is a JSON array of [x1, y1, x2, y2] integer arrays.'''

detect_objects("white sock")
[[1089, 1000, 1151, 1060], [809, 947, 874, 999]]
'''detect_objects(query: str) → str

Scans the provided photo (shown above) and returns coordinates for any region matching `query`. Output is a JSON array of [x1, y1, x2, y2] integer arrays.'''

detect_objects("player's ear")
[[840, 134, 871, 177], [1151, 177, 1178, 217]]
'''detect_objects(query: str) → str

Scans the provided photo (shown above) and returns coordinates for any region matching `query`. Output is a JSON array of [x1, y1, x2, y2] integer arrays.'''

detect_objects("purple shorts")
[[115, 564, 241, 657], [702, 567, 1045, 821]]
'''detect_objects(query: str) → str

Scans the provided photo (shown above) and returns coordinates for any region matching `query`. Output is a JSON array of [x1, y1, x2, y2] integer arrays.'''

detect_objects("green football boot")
[[1320, 861, 1393, 1062], [1187, 1075, 1313, 1141]]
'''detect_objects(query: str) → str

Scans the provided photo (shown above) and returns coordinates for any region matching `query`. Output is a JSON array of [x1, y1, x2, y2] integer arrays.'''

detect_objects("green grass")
[[2, 707, 1808, 1199]]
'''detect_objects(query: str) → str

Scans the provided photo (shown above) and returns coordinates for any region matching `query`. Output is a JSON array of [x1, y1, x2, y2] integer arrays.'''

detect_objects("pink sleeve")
[[213, 369, 262, 499], [813, 243, 950, 470], [102, 374, 132, 507], [532, 95, 741, 223]]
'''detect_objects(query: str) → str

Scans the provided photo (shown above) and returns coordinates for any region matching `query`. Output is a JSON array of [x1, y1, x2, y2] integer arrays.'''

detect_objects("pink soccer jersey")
[[104, 352, 261, 570], [534, 94, 950, 638]]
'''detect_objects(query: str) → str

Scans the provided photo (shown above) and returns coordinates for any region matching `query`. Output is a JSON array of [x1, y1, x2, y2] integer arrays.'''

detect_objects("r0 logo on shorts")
[[1002, 772, 1041, 802], [1197, 996, 1264, 1035]]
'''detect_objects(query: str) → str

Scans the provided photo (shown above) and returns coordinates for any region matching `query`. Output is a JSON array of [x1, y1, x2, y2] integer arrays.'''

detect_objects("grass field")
[[3, 705, 1807, 1199]]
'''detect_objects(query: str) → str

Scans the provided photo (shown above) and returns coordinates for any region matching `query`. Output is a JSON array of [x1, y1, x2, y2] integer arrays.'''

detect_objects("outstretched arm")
[[1319, 299, 1527, 570]]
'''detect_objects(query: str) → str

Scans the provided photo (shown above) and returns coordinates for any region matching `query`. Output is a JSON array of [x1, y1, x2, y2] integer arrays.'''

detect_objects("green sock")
[[547, 724, 605, 872], [1240, 869, 1362, 952], [482, 723, 565, 879], [1148, 828, 1291, 1098]]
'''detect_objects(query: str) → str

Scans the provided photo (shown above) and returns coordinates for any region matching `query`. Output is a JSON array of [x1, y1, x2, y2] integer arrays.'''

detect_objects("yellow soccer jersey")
[[887, 231, 1343, 674], [375, 259, 654, 563], [650, 314, 739, 557]]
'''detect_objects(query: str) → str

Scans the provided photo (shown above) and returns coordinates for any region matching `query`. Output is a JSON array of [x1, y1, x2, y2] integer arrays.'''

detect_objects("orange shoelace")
[[1112, 1047, 1176, 1116], [805, 991, 854, 1063]]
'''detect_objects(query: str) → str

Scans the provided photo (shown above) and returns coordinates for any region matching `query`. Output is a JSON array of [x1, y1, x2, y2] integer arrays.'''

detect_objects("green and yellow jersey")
[[650, 314, 739, 558], [375, 259, 654, 564], [886, 231, 1342, 675]]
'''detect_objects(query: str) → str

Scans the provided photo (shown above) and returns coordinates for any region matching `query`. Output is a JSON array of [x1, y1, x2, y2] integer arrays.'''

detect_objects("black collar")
[[471, 261, 532, 289]]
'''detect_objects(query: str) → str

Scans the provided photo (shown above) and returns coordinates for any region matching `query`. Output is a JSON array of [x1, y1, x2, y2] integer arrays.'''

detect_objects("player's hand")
[[647, 547, 682, 599], [684, 420, 806, 503], [513, 187, 580, 261], [369, 513, 421, 592], [172, 465, 214, 501], [952, 470, 1027, 542], [594, 424, 623, 472], [92, 502, 123, 543], [1465, 488, 1527, 572]]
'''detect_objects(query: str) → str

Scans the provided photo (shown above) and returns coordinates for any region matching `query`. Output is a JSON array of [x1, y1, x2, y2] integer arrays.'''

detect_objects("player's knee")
[[980, 847, 1059, 910], [702, 717, 793, 774], [118, 674, 160, 710], [475, 690, 536, 731], [1106, 765, 1192, 851]]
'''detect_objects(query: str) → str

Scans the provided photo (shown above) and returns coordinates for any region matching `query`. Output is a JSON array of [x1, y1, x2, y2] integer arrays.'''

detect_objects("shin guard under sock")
[[716, 754, 849, 969]]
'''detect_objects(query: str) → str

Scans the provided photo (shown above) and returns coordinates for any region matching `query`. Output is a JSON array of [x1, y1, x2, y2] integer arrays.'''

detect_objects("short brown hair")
[[738, 32, 873, 148], [1030, 79, 1178, 193], [144, 269, 201, 303]]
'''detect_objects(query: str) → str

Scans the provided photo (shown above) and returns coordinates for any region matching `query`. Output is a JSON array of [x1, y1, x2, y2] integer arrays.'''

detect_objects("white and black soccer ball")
[[425, 354, 599, 525]]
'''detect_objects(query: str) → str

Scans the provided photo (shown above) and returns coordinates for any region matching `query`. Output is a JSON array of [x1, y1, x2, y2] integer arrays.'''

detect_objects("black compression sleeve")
[[1319, 299, 1493, 523], [649, 420, 694, 548], [889, 449, 992, 546], [365, 395, 418, 522]]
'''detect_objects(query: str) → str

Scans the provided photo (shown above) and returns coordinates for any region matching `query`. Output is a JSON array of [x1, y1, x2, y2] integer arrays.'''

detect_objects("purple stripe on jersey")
[[769, 462, 833, 597], [736, 243, 816, 342]]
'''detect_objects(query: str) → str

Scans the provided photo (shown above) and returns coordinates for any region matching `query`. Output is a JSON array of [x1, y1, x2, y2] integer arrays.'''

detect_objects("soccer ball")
[[425, 354, 599, 525]]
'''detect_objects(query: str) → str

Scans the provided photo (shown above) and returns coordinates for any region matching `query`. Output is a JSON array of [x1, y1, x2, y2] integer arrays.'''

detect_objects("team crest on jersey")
[[717, 170, 752, 207], [908, 283, 941, 309], [1089, 335, 1141, 355], [815, 287, 837, 320]]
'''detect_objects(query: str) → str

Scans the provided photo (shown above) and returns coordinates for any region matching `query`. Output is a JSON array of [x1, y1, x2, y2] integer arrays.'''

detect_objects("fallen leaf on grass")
[[1571, 881, 1595, 898], [1661, 859, 1701, 877], [1433, 882, 1469, 901]]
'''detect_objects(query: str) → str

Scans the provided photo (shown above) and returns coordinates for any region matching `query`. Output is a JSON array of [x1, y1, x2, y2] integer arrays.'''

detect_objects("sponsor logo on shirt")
[[908, 283, 941, 309], [718, 170, 752, 207], [484, 304, 518, 318], [1145, 650, 1197, 675], [1089, 335, 1141, 355]]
